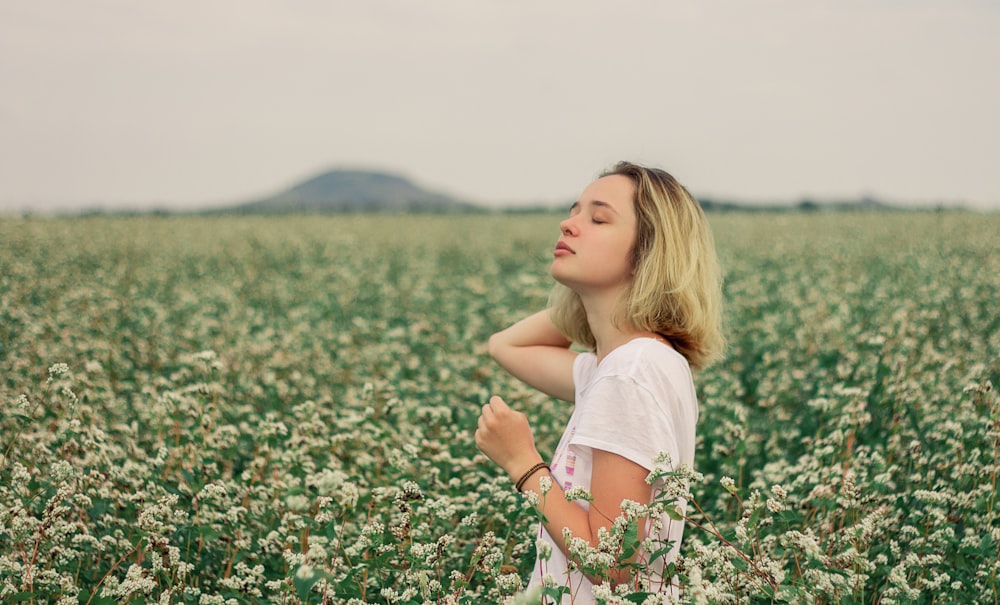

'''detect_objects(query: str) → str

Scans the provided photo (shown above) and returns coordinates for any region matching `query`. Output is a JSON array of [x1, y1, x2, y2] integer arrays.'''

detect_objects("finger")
[[489, 395, 510, 412]]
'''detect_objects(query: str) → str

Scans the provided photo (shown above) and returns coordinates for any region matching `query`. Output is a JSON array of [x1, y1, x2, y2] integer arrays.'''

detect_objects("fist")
[[474, 395, 543, 480]]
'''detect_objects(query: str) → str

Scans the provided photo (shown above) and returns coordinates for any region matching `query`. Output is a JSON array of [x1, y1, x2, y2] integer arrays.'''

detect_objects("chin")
[[549, 265, 569, 285], [549, 270, 580, 291]]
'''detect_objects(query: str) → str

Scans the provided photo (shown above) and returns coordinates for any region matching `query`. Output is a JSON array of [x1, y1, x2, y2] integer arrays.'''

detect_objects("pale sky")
[[1, 1, 998, 212]]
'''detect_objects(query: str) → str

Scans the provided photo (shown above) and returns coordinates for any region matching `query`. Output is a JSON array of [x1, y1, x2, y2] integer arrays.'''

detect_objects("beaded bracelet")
[[514, 462, 551, 492]]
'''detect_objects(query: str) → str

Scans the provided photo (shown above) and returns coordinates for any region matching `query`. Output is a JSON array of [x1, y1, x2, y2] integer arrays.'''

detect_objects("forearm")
[[476, 399, 645, 585], [517, 466, 636, 586], [488, 309, 571, 356], [487, 310, 576, 401]]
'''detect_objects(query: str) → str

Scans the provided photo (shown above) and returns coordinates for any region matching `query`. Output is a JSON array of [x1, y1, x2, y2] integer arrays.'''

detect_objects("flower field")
[[1, 211, 998, 604]]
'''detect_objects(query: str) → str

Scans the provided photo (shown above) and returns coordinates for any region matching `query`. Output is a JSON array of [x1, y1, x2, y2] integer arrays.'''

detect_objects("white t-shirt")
[[526, 338, 698, 603]]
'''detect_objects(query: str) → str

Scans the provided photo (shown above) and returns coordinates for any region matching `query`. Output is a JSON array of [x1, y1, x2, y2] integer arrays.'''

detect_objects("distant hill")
[[232, 169, 481, 214]]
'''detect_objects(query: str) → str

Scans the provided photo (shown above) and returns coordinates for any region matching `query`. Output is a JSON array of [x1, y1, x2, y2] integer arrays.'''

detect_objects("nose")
[[560, 215, 578, 236]]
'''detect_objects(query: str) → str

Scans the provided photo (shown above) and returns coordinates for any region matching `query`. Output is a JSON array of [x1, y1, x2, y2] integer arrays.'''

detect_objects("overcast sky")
[[1, 1, 997, 212]]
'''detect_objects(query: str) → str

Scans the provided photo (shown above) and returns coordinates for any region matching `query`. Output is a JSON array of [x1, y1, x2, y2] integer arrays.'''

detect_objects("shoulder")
[[569, 340, 700, 469], [583, 339, 695, 404], [606, 338, 691, 379], [573, 339, 695, 397]]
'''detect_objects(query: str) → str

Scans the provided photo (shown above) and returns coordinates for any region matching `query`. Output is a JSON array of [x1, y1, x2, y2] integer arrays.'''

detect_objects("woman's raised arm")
[[488, 310, 577, 402]]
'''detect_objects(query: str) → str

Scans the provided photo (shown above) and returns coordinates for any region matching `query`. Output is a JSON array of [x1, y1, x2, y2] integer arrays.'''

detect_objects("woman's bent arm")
[[488, 310, 577, 402], [475, 397, 651, 585]]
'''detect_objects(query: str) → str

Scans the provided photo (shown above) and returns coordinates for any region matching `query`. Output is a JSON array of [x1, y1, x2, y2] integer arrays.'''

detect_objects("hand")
[[474, 395, 543, 480]]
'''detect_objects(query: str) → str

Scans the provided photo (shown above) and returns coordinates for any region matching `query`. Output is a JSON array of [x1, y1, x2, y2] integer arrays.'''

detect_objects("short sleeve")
[[569, 374, 680, 473], [572, 352, 597, 391]]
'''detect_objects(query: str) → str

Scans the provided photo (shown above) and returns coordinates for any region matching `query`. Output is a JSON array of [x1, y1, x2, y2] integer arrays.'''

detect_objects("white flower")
[[295, 565, 314, 580], [591, 583, 614, 600], [50, 460, 75, 483], [535, 538, 553, 560], [521, 490, 540, 507], [565, 486, 593, 503], [48, 363, 70, 378], [537, 474, 553, 495]]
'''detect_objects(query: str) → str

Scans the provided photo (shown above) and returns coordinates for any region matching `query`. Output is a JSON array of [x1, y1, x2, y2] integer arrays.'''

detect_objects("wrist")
[[507, 455, 545, 484], [514, 461, 550, 492]]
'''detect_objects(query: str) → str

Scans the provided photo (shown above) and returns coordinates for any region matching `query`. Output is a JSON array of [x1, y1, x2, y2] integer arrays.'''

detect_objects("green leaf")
[[77, 590, 117, 605], [542, 585, 570, 601], [88, 498, 112, 520], [775, 509, 802, 525], [293, 567, 332, 600], [665, 504, 685, 521], [776, 586, 808, 602], [194, 525, 222, 540], [646, 542, 678, 563], [619, 519, 640, 560]]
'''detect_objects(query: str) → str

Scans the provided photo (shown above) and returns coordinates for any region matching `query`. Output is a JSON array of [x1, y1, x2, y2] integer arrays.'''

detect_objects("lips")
[[555, 241, 575, 254]]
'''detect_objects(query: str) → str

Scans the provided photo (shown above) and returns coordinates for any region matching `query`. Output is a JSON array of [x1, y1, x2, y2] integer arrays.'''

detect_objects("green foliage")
[[0, 212, 997, 603]]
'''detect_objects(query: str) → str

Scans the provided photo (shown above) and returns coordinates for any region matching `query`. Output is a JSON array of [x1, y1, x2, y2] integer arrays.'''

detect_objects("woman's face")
[[551, 174, 638, 296]]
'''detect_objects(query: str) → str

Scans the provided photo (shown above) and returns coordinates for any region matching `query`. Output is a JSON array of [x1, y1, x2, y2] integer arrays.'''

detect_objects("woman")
[[475, 161, 725, 602]]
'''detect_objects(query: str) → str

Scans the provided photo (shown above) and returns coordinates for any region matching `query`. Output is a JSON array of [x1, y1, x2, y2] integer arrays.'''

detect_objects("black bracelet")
[[515, 462, 550, 492]]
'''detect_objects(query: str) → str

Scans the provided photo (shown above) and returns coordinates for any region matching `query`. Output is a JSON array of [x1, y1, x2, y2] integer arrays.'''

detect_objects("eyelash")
[[566, 207, 607, 224]]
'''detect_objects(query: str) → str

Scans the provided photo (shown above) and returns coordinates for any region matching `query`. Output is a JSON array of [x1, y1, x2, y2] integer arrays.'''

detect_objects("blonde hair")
[[549, 161, 725, 370]]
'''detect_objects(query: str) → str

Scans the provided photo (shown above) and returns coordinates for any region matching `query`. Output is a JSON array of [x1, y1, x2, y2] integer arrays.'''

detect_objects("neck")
[[580, 289, 647, 362]]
